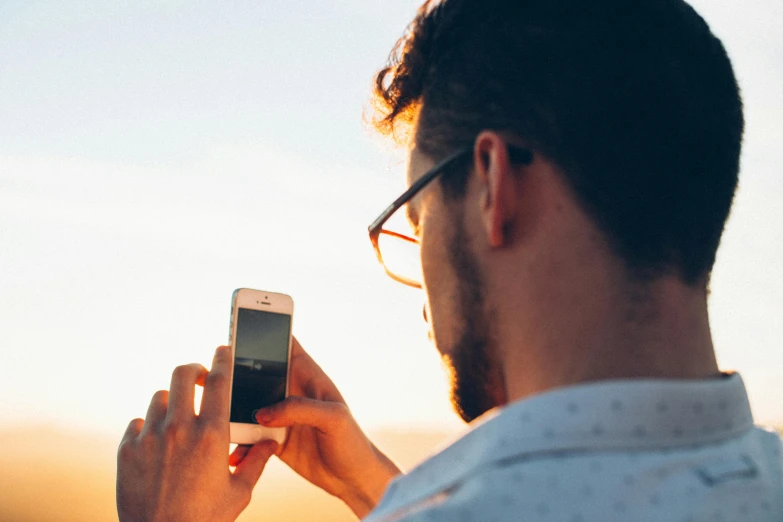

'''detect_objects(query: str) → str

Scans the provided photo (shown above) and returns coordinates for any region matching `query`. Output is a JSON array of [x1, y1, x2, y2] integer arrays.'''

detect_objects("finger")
[[166, 363, 208, 423], [229, 444, 251, 467], [289, 338, 345, 403], [141, 390, 169, 434], [255, 396, 348, 431], [232, 440, 278, 492], [199, 345, 232, 424], [289, 337, 318, 374], [290, 336, 305, 357], [121, 418, 144, 446]]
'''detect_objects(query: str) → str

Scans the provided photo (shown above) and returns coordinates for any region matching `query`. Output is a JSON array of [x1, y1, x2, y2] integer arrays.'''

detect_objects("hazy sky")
[[1, 0, 781, 439]]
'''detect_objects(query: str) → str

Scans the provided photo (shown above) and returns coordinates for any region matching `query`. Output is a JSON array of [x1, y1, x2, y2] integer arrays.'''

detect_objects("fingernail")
[[255, 408, 273, 423]]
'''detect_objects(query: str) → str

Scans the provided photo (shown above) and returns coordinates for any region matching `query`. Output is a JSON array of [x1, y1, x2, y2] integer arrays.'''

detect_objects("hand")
[[117, 346, 278, 522], [231, 338, 402, 519]]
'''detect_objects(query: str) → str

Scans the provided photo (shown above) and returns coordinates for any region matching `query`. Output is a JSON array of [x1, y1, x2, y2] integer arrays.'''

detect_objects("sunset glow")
[[1, 1, 782, 520]]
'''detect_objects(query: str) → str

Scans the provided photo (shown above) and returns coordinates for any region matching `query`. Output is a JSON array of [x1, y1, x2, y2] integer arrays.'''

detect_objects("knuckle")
[[204, 369, 227, 388], [126, 417, 144, 432], [330, 401, 350, 417], [233, 488, 253, 510], [162, 421, 187, 443], [329, 403, 353, 428], [172, 364, 192, 381], [198, 423, 223, 446], [188, 362, 207, 374], [138, 431, 159, 452], [117, 440, 135, 462], [152, 389, 169, 404]]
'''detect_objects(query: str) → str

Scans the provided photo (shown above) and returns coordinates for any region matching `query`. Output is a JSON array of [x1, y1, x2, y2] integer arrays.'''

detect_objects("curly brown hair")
[[369, 0, 743, 285]]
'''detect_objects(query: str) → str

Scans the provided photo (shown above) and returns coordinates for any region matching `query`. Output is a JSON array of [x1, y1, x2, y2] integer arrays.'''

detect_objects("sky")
[[0, 0, 781, 441]]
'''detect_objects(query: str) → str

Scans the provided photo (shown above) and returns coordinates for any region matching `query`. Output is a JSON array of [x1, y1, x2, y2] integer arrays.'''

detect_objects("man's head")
[[371, 0, 743, 421]]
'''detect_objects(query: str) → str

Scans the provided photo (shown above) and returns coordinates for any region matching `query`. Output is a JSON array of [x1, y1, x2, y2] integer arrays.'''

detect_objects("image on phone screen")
[[231, 308, 291, 425]]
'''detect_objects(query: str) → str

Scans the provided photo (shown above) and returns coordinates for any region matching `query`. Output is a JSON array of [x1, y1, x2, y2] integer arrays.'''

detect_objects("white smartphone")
[[228, 288, 293, 445]]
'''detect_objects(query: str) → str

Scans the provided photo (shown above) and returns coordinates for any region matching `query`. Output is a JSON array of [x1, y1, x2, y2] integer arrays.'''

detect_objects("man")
[[116, 0, 783, 520]]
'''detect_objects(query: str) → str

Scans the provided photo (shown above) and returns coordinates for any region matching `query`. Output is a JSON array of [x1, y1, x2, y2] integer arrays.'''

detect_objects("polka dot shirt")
[[364, 373, 783, 522]]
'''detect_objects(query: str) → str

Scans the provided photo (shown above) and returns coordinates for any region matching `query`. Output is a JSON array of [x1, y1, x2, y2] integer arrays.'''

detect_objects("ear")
[[473, 131, 521, 248]]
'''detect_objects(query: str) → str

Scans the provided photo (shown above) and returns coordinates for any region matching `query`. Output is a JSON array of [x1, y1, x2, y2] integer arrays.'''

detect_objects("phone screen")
[[230, 308, 291, 424]]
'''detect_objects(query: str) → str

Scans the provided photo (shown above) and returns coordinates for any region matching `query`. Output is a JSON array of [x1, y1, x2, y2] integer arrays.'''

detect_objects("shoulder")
[[390, 429, 783, 522], [391, 456, 601, 522]]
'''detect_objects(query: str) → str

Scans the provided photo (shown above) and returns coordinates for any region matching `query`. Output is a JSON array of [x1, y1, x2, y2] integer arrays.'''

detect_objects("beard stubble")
[[442, 216, 506, 423]]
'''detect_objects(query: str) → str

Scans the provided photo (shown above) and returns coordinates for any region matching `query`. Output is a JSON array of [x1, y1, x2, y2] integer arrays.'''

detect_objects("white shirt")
[[364, 373, 783, 522]]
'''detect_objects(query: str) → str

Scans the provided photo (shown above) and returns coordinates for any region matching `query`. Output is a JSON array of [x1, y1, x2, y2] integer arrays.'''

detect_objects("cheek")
[[420, 224, 460, 352]]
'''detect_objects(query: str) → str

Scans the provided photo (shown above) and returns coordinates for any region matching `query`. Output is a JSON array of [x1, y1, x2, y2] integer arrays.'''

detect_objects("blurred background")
[[0, 1, 781, 520]]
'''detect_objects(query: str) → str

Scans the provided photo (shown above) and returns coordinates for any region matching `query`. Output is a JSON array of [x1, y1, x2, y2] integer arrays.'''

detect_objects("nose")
[[422, 304, 429, 324]]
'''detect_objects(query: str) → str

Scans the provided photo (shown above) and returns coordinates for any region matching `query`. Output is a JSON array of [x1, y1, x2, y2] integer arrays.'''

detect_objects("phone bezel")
[[228, 288, 293, 445]]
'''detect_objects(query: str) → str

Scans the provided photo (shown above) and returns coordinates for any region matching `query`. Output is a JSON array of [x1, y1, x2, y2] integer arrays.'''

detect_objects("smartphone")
[[228, 288, 293, 445]]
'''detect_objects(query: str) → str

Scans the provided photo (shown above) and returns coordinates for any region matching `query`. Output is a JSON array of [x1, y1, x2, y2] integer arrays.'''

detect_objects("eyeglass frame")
[[368, 144, 534, 288]]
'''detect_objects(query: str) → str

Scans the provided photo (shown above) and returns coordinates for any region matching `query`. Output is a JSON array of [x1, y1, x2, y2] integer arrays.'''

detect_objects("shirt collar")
[[375, 373, 754, 518]]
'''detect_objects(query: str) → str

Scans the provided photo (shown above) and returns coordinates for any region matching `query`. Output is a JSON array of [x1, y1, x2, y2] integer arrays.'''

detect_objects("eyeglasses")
[[368, 145, 533, 288]]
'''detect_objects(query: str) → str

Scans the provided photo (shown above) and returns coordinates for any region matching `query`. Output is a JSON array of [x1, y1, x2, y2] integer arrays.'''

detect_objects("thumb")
[[255, 396, 349, 432], [232, 440, 278, 492]]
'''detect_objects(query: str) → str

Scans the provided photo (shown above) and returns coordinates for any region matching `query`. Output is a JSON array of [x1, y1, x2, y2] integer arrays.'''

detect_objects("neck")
[[489, 250, 719, 406], [467, 160, 720, 407]]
